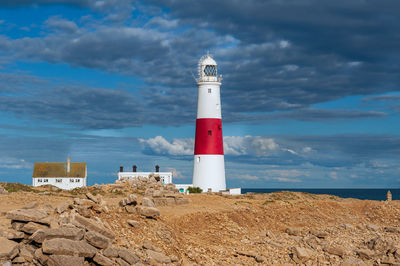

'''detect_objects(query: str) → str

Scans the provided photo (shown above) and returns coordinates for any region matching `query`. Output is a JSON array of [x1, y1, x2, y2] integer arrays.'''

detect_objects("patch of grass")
[[263, 200, 275, 205], [1, 182, 38, 193], [187, 186, 203, 193]]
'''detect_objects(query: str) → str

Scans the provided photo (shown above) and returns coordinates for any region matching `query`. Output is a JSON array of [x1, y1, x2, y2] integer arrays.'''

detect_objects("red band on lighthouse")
[[194, 118, 224, 155]]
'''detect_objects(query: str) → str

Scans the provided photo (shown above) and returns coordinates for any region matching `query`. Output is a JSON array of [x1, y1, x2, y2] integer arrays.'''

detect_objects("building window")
[[208, 88, 212, 93], [44, 179, 48, 182], [208, 130, 212, 136], [56, 179, 62, 183], [38, 179, 42, 183], [75, 179, 80, 182], [70, 179, 74, 183]]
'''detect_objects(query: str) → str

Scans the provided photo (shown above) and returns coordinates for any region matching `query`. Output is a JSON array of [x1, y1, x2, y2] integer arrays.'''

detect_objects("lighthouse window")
[[204, 65, 216, 76], [208, 130, 212, 136], [208, 88, 212, 93]]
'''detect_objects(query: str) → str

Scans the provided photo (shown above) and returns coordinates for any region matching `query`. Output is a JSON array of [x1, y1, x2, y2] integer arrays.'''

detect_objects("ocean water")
[[241, 188, 400, 201]]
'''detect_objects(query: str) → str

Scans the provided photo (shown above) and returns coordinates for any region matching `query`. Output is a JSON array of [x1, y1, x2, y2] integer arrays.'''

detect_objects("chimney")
[[133, 165, 137, 172], [67, 156, 71, 174], [120, 166, 123, 172], [155, 165, 160, 173]]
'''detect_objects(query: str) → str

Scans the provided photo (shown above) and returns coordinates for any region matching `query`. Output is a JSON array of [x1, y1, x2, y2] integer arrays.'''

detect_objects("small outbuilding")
[[32, 157, 87, 190]]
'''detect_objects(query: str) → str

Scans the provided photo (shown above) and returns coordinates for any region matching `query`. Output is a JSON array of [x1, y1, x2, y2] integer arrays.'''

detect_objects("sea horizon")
[[242, 188, 400, 201]]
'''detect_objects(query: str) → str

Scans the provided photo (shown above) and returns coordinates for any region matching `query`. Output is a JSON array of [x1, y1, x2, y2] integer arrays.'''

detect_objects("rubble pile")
[[0, 192, 174, 265], [117, 176, 190, 207]]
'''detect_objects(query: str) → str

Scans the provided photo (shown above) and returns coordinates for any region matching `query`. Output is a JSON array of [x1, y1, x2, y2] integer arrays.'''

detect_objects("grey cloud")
[[139, 134, 400, 169]]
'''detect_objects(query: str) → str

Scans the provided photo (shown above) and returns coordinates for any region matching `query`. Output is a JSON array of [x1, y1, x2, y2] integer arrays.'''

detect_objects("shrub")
[[187, 186, 203, 193]]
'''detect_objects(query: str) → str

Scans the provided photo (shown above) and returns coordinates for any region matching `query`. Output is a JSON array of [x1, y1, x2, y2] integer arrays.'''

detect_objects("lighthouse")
[[192, 54, 226, 192]]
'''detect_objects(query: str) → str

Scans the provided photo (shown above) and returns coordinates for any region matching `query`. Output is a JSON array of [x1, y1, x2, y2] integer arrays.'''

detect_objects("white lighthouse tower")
[[192, 54, 226, 192]]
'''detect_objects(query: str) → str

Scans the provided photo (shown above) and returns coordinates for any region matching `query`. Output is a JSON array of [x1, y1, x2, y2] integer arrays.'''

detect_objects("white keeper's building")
[[32, 157, 87, 190], [117, 165, 172, 185]]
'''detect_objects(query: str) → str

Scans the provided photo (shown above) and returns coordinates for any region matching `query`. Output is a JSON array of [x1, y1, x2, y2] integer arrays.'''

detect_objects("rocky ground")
[[0, 179, 399, 265]]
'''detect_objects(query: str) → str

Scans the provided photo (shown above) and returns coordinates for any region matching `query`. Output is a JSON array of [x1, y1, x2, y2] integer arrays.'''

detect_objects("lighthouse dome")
[[198, 54, 220, 82]]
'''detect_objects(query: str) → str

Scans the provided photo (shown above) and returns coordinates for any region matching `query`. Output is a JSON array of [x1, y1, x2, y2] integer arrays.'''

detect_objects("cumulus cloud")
[[139, 136, 194, 156]]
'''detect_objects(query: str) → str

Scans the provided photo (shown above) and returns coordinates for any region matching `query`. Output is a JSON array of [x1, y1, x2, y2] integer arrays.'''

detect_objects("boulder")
[[366, 224, 379, 231], [119, 194, 137, 207], [310, 229, 327, 238], [0, 229, 24, 240], [19, 245, 34, 262], [137, 206, 160, 218], [103, 247, 119, 258], [384, 226, 400, 233], [42, 238, 97, 258], [127, 220, 140, 228], [146, 250, 171, 264], [118, 249, 140, 264], [340, 257, 367, 266], [93, 252, 114, 266], [286, 227, 301, 236], [141, 197, 155, 208], [0, 237, 19, 259], [356, 249, 375, 260], [85, 231, 110, 249], [11, 222, 25, 231], [34, 248, 49, 265], [22, 202, 38, 209], [324, 246, 345, 257], [72, 214, 115, 239], [86, 192, 99, 203], [6, 209, 49, 224], [12, 256, 25, 263], [30, 227, 85, 243], [255, 255, 266, 262], [291, 246, 314, 263], [143, 240, 161, 252], [55, 202, 70, 214], [21, 222, 49, 234], [48, 255, 84, 266], [125, 206, 137, 214]]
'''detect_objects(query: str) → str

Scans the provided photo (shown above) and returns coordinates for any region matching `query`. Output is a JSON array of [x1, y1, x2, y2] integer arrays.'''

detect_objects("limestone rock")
[[48, 255, 85, 266], [137, 206, 160, 218], [127, 220, 140, 228], [72, 214, 115, 239], [86, 192, 99, 203], [143, 240, 161, 252], [255, 255, 266, 262], [0, 229, 24, 240], [103, 247, 119, 258], [85, 231, 110, 249], [11, 222, 25, 231], [93, 252, 114, 266], [55, 202, 70, 214], [384, 226, 400, 233], [22, 201, 38, 209], [118, 249, 140, 264], [125, 205, 137, 214], [119, 194, 137, 207], [30, 227, 85, 243], [356, 248, 375, 260], [366, 224, 379, 231], [176, 198, 190, 205], [34, 248, 49, 265], [21, 222, 49, 235], [146, 249, 171, 264], [6, 209, 49, 224], [291, 246, 314, 263], [286, 227, 301, 236], [310, 229, 328, 238], [324, 245, 345, 257], [141, 197, 155, 207], [340, 257, 367, 266], [42, 238, 97, 258], [12, 256, 25, 263], [0, 237, 19, 259]]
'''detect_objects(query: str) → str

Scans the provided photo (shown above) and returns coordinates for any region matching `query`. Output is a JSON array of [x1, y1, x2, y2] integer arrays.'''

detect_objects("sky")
[[0, 0, 399, 188]]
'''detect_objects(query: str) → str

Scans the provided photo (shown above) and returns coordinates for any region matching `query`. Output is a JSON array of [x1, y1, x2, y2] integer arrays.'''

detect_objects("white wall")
[[33, 177, 86, 190], [118, 172, 173, 184]]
